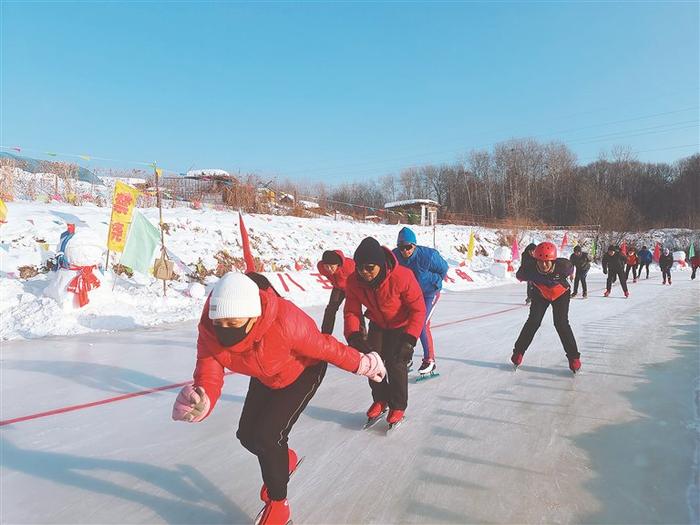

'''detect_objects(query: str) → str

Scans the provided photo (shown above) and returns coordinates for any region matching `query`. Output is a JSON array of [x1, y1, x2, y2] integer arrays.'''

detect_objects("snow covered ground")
[[2, 274, 698, 524], [1, 201, 605, 341]]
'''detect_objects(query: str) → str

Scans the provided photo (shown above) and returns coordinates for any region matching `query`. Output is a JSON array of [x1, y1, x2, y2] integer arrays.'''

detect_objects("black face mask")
[[214, 320, 252, 347]]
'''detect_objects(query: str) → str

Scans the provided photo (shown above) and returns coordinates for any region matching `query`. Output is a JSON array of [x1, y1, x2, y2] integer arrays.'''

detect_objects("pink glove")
[[172, 385, 210, 422], [356, 351, 386, 383]]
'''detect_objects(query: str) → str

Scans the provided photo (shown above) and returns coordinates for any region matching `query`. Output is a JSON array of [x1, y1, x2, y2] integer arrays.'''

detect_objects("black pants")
[[625, 264, 638, 280], [573, 270, 588, 295], [366, 322, 409, 410], [639, 262, 650, 279], [321, 288, 345, 334], [661, 268, 672, 283], [236, 361, 327, 501], [514, 291, 580, 359], [526, 282, 534, 301], [606, 270, 628, 293], [692, 266, 697, 279]]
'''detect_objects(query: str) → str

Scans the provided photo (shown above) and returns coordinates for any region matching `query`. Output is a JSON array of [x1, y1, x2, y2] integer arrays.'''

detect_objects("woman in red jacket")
[[316, 250, 355, 334], [344, 237, 426, 427], [172, 272, 386, 525]]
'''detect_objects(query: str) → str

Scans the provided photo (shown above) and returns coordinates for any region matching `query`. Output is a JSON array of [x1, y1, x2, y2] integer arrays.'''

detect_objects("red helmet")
[[533, 241, 557, 261]]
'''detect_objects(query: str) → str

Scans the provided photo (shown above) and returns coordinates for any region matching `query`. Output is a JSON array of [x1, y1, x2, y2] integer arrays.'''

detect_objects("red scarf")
[[67, 265, 101, 307]]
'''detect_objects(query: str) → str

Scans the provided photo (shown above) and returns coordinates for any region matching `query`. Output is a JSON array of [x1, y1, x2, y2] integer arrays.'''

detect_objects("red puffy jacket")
[[626, 253, 638, 266], [691, 255, 700, 269], [343, 247, 426, 339], [194, 288, 362, 415], [316, 250, 355, 291]]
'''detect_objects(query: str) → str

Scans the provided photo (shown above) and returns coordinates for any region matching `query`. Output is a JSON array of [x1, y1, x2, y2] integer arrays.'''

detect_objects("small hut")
[[384, 199, 440, 226]]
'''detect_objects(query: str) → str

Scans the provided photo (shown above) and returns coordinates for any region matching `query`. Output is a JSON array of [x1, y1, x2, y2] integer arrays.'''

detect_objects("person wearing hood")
[[316, 249, 356, 335], [521, 243, 538, 304], [172, 272, 386, 525], [392, 227, 448, 376], [659, 247, 674, 285], [602, 245, 630, 297], [344, 237, 426, 426], [637, 245, 653, 279]]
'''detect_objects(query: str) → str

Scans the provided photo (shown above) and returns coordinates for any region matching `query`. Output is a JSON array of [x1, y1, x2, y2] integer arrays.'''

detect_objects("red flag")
[[511, 237, 520, 261], [238, 212, 256, 272], [620, 241, 627, 255], [560, 231, 568, 250], [653, 242, 661, 263]]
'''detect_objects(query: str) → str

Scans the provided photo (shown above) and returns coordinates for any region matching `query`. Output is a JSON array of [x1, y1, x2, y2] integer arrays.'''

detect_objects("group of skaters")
[[170, 229, 698, 525]]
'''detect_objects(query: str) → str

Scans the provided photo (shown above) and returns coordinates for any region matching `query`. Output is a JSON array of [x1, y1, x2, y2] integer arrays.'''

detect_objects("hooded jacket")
[[316, 250, 355, 291], [659, 253, 674, 270], [194, 288, 362, 415], [344, 247, 426, 339], [392, 245, 449, 296]]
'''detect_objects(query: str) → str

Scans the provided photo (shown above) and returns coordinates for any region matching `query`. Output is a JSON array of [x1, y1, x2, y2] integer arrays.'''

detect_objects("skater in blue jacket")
[[393, 227, 449, 377]]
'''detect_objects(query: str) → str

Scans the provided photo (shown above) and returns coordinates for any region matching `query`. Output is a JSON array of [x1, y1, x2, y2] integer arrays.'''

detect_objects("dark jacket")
[[516, 258, 573, 302], [569, 251, 591, 273], [602, 251, 627, 274], [659, 253, 674, 270]]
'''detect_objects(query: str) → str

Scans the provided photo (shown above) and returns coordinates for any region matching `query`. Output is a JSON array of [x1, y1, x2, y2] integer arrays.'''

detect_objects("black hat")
[[321, 250, 342, 265], [574, 245, 582, 252], [354, 237, 386, 267], [608, 245, 617, 252]]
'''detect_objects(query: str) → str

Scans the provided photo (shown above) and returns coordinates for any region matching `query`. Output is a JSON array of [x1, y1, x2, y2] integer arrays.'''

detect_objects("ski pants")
[[639, 262, 650, 279], [321, 288, 365, 336], [237, 361, 327, 501], [692, 266, 698, 280], [661, 267, 672, 283], [573, 270, 588, 295], [625, 264, 638, 281], [419, 293, 440, 362], [606, 269, 628, 293], [513, 291, 580, 360], [367, 322, 409, 411], [321, 288, 345, 335]]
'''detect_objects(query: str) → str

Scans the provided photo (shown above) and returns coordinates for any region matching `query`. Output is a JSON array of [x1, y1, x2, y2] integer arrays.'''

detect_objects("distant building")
[[164, 169, 238, 203], [384, 199, 440, 226]]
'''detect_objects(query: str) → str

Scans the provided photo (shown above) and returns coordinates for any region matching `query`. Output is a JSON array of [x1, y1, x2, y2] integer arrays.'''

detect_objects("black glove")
[[396, 333, 417, 364], [347, 332, 371, 354]]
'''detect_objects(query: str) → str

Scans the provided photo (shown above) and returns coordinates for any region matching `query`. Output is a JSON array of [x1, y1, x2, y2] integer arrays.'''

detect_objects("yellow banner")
[[107, 181, 140, 252], [0, 198, 7, 223], [467, 231, 475, 261]]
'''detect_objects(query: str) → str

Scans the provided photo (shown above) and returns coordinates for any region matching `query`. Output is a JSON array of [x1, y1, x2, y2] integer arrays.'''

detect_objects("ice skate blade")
[[386, 417, 406, 434], [415, 371, 440, 382], [363, 410, 388, 430]]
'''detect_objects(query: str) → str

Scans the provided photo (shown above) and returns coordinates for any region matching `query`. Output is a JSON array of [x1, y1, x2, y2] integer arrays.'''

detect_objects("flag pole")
[[154, 164, 167, 297]]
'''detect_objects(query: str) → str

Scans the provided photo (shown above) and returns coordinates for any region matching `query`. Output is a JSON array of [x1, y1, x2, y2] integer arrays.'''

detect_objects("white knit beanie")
[[209, 273, 262, 319]]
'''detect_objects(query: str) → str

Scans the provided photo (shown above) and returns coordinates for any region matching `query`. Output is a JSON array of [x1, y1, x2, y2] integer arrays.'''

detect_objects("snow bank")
[[0, 200, 677, 341]]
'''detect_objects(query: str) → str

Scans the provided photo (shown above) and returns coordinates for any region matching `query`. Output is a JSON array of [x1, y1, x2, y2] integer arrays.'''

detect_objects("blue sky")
[[2, 1, 698, 181]]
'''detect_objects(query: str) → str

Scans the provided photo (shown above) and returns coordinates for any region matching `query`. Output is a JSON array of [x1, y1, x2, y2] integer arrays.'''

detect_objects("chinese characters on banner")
[[107, 181, 140, 252]]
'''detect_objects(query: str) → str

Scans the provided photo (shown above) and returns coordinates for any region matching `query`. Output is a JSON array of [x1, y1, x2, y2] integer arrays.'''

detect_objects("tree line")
[[293, 139, 698, 230]]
